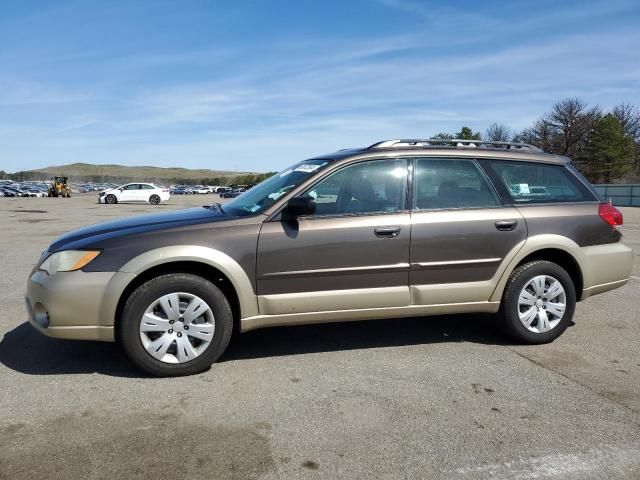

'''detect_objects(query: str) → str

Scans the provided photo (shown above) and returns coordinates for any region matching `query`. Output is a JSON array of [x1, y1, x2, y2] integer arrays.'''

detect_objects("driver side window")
[[306, 159, 408, 216]]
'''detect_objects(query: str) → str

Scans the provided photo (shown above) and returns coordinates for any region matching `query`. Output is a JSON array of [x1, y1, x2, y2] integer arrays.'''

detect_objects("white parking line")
[[631, 276, 640, 281]]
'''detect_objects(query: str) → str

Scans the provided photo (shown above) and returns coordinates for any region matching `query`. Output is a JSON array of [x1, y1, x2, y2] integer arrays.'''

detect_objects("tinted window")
[[413, 158, 499, 209], [123, 184, 139, 190], [482, 160, 595, 204], [306, 159, 408, 216]]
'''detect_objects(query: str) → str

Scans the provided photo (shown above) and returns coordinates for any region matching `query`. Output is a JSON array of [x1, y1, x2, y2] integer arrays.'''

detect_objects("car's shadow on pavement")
[[0, 314, 520, 377], [222, 314, 513, 362], [0, 323, 141, 377]]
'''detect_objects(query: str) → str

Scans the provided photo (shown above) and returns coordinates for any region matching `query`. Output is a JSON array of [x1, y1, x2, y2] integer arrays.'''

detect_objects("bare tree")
[[515, 120, 558, 152], [612, 103, 640, 141], [543, 98, 601, 156], [485, 123, 512, 142]]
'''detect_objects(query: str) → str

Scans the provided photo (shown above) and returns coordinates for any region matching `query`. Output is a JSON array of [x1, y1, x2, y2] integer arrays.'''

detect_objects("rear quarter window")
[[481, 160, 596, 204]]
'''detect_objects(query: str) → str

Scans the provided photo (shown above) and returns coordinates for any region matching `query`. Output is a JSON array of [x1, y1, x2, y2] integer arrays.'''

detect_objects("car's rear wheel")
[[119, 273, 233, 376], [500, 260, 575, 344], [105, 194, 117, 204], [149, 194, 160, 205]]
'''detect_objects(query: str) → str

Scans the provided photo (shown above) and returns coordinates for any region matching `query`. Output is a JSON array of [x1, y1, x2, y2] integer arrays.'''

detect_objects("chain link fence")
[[594, 184, 640, 207]]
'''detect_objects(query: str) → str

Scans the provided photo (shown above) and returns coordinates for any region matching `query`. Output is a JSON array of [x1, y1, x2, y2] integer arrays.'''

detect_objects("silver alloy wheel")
[[139, 292, 215, 364], [517, 275, 566, 334]]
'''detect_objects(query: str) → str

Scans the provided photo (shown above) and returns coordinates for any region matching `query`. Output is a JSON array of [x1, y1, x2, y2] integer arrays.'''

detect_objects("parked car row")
[[74, 182, 120, 193], [170, 185, 228, 195], [0, 180, 49, 197], [1, 178, 252, 203], [220, 188, 246, 198]]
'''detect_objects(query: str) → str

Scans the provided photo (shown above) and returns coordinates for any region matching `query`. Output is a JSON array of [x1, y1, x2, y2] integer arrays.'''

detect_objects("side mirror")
[[285, 195, 316, 218]]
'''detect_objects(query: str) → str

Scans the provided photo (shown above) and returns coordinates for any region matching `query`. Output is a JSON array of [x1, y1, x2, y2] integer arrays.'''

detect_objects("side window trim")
[[476, 159, 516, 205]]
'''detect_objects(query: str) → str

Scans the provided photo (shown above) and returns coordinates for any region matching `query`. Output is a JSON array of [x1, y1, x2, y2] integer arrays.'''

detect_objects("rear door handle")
[[374, 226, 401, 238], [495, 220, 518, 231]]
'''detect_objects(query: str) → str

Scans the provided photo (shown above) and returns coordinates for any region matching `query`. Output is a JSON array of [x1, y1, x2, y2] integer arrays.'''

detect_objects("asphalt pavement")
[[1, 195, 639, 479]]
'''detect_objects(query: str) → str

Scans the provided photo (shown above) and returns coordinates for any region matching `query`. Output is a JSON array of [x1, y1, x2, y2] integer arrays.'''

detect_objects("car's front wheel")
[[105, 194, 117, 204], [118, 273, 233, 376], [500, 260, 576, 344]]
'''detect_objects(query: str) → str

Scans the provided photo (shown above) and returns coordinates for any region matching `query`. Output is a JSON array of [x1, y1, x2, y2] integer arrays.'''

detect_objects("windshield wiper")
[[205, 202, 224, 213]]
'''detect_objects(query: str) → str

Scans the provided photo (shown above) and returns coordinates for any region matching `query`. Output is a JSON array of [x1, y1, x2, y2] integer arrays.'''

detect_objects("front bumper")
[[25, 269, 135, 342]]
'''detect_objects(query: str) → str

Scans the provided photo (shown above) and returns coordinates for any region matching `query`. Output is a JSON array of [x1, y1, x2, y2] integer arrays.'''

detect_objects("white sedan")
[[99, 183, 171, 205]]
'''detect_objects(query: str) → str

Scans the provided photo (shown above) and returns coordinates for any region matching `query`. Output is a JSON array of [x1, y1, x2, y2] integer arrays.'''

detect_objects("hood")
[[48, 206, 233, 252]]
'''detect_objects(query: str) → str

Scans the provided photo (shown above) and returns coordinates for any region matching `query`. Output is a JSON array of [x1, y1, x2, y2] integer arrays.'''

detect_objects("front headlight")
[[39, 250, 101, 275]]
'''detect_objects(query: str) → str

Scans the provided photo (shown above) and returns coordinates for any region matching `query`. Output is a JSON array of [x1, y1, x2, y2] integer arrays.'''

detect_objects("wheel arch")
[[512, 248, 583, 300], [114, 246, 258, 336], [491, 235, 585, 302]]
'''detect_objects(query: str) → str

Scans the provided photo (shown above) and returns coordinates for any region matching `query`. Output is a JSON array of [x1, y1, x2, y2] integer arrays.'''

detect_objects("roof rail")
[[368, 139, 543, 153]]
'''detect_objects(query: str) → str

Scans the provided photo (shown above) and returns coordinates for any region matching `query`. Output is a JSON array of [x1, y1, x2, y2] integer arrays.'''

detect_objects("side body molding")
[[119, 245, 259, 319]]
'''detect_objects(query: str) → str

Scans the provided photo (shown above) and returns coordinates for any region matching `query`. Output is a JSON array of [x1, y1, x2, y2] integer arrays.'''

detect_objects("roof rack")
[[368, 139, 543, 153]]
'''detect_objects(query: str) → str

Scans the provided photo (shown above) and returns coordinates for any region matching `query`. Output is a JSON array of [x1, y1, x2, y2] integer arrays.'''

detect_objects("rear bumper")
[[580, 242, 633, 300], [25, 269, 135, 342]]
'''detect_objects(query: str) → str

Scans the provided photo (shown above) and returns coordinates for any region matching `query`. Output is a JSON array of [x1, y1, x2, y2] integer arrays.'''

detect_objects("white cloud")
[[1, 1, 639, 172]]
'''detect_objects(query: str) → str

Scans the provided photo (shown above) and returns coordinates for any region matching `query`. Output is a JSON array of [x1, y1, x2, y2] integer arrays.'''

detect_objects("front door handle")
[[374, 226, 401, 238], [495, 220, 518, 231]]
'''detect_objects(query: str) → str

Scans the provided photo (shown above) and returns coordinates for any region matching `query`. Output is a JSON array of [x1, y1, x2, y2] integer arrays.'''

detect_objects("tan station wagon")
[[26, 139, 633, 376]]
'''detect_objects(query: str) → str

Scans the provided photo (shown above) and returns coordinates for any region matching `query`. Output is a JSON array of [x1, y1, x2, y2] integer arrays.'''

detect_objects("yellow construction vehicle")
[[48, 176, 72, 197]]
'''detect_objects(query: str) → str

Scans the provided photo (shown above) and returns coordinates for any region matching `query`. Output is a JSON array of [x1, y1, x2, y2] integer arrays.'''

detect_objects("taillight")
[[598, 202, 623, 230]]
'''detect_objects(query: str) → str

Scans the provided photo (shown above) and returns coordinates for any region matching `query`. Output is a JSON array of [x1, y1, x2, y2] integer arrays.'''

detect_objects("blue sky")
[[1, 0, 639, 173]]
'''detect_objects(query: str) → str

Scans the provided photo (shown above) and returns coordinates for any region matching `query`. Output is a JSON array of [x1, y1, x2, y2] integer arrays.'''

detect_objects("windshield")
[[223, 159, 330, 216]]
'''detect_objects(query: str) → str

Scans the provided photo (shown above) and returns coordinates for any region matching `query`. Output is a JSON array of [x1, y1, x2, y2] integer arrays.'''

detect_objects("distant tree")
[[612, 103, 640, 140], [545, 98, 601, 156], [455, 126, 481, 140], [431, 132, 454, 140], [485, 123, 512, 142], [515, 120, 557, 152], [584, 114, 635, 182], [612, 103, 640, 174]]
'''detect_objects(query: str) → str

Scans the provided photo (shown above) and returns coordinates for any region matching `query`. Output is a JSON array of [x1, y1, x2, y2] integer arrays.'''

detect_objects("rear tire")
[[149, 194, 160, 205], [118, 273, 233, 377], [500, 260, 575, 344]]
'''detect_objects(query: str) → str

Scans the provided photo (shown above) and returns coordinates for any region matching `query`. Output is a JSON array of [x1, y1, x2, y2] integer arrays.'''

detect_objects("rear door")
[[409, 157, 526, 305], [256, 158, 411, 315]]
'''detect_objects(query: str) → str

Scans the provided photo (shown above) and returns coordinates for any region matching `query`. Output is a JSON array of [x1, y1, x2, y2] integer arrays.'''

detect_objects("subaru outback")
[[25, 139, 633, 376]]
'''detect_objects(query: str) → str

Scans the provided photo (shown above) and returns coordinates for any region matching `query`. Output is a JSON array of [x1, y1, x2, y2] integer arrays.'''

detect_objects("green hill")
[[7, 162, 262, 185]]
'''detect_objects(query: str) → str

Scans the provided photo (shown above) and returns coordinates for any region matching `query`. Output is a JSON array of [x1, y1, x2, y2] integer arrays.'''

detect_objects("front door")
[[409, 157, 526, 304], [121, 183, 142, 202], [257, 158, 411, 315]]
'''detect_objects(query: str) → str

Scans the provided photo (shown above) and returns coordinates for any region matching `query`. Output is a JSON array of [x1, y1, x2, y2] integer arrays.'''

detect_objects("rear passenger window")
[[482, 160, 595, 204], [413, 158, 499, 210]]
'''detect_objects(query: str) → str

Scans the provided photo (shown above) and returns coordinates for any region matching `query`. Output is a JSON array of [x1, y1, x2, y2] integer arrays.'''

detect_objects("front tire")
[[500, 260, 576, 344], [105, 194, 117, 204], [118, 273, 233, 377]]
